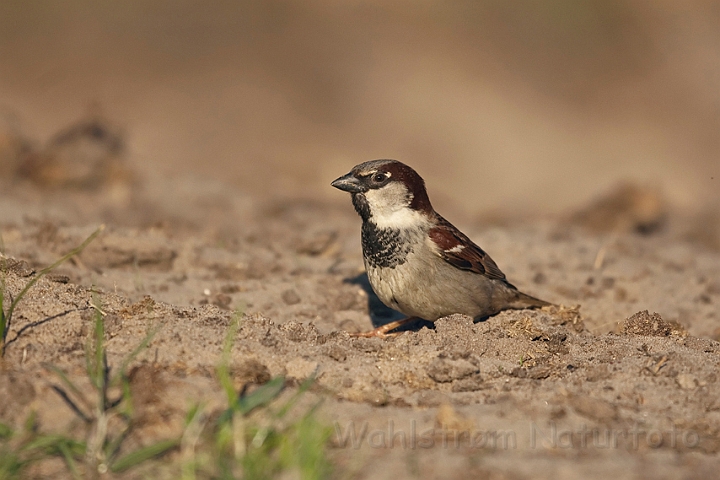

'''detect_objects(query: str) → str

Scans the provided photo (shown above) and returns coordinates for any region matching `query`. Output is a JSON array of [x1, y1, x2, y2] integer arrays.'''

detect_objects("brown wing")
[[428, 215, 508, 281]]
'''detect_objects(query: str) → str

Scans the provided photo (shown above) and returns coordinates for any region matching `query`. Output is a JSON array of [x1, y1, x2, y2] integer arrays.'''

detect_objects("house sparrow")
[[331, 159, 551, 337]]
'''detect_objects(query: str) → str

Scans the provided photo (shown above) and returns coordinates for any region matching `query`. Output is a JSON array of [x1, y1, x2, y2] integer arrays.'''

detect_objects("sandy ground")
[[1, 3, 719, 478], [1, 131, 719, 478]]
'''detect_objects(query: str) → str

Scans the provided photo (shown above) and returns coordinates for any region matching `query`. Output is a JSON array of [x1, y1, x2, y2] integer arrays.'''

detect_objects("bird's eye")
[[372, 172, 388, 183]]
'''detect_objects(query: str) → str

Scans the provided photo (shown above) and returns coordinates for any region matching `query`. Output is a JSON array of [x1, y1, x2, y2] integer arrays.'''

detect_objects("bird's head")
[[331, 159, 433, 226]]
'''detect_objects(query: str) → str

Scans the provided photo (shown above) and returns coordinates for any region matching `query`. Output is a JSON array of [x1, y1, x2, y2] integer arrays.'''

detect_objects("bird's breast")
[[361, 223, 425, 269]]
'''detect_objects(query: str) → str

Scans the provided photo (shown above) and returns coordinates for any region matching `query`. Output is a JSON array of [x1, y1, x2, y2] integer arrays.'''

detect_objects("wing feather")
[[428, 216, 507, 281]]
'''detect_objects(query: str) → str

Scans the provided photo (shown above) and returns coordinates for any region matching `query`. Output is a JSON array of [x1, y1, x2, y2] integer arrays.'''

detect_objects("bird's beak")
[[331, 172, 364, 193]]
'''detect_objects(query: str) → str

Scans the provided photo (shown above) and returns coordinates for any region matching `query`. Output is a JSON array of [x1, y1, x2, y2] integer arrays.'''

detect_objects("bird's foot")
[[349, 317, 419, 338]]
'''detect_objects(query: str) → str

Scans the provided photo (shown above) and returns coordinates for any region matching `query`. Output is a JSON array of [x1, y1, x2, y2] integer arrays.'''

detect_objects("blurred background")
[[1, 0, 718, 217]]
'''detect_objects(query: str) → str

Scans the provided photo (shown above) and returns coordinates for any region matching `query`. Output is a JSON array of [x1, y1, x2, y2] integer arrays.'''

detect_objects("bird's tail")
[[507, 290, 553, 310]]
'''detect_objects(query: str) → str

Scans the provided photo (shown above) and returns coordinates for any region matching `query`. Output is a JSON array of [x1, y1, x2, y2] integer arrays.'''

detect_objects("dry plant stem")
[[87, 410, 109, 477], [87, 303, 110, 478], [349, 317, 418, 338]]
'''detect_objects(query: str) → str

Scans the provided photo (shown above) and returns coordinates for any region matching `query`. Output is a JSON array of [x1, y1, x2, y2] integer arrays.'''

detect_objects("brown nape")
[[384, 161, 433, 213]]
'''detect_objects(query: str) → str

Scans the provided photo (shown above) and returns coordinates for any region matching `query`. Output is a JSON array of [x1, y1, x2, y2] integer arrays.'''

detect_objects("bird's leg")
[[350, 317, 419, 338]]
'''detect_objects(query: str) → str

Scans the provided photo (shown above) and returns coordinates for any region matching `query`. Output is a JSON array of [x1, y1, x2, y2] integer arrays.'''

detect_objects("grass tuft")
[[0, 230, 334, 477], [1, 225, 105, 356], [180, 312, 333, 479], [45, 294, 176, 477]]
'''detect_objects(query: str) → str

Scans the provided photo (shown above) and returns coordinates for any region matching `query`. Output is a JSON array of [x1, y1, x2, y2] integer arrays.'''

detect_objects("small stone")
[[78, 324, 90, 337], [213, 293, 232, 309], [426, 357, 478, 383], [47, 273, 70, 284], [232, 359, 271, 386], [281, 289, 301, 305], [676, 373, 698, 390], [324, 344, 348, 362], [570, 395, 617, 422], [339, 318, 361, 334], [416, 390, 447, 407], [4, 259, 34, 277], [296, 230, 337, 256], [221, 284, 240, 294]]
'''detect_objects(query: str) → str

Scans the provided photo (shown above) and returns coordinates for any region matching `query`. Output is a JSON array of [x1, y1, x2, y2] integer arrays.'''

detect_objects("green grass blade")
[[58, 440, 82, 480], [87, 305, 105, 391], [1, 239, 6, 347], [110, 439, 180, 473], [0, 448, 25, 478], [217, 313, 242, 406], [0, 423, 12, 440], [23, 435, 85, 456], [274, 374, 316, 419], [105, 424, 133, 466], [0, 291, 6, 345], [236, 376, 285, 416], [216, 362, 236, 407], [5, 225, 105, 328], [2, 225, 104, 355]]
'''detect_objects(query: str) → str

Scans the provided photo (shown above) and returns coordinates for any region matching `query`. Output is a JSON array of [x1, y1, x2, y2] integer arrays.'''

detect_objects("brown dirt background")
[[1, 1, 720, 478]]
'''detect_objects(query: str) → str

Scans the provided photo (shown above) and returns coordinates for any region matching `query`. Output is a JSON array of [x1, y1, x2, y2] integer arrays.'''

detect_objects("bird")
[[331, 159, 551, 337]]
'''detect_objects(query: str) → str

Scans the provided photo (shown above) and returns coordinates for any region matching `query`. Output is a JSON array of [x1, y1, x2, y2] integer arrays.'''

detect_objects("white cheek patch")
[[372, 207, 427, 230], [364, 183, 427, 229], [364, 181, 410, 211]]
